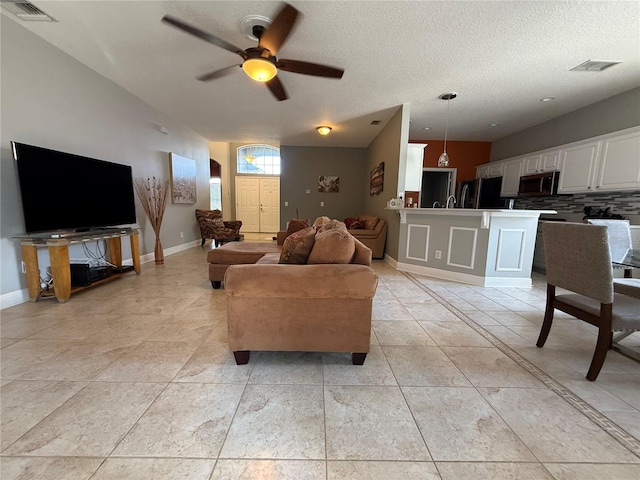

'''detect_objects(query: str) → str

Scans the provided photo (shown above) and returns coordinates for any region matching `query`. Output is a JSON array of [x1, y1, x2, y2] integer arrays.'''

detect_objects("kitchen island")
[[390, 208, 556, 287]]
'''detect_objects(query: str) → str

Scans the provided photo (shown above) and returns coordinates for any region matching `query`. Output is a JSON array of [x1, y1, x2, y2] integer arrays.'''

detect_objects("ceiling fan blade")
[[266, 76, 288, 101], [277, 59, 344, 78], [259, 3, 299, 56], [162, 15, 246, 59], [196, 64, 241, 82]]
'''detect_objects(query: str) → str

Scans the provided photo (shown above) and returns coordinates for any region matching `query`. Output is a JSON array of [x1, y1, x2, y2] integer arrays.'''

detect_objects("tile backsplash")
[[514, 190, 640, 217]]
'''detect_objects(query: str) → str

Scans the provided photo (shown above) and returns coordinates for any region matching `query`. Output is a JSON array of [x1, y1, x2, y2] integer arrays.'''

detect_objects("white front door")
[[236, 176, 280, 233], [260, 178, 280, 232]]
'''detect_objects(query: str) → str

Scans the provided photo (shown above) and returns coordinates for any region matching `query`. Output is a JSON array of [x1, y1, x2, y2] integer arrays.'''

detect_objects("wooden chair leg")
[[536, 284, 556, 348], [201, 238, 206, 246], [586, 305, 613, 381]]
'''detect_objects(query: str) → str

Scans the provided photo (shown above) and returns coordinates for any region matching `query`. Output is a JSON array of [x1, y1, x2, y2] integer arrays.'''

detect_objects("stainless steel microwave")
[[518, 171, 560, 197]]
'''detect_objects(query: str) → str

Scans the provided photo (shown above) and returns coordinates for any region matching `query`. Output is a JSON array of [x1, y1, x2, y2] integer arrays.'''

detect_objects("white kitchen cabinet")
[[501, 158, 524, 197], [406, 143, 427, 191], [524, 151, 560, 174], [595, 129, 640, 191], [476, 162, 504, 178], [557, 128, 640, 193], [557, 141, 601, 193]]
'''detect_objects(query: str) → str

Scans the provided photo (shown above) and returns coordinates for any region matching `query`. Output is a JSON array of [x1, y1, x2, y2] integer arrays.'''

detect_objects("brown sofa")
[[347, 215, 387, 259], [225, 219, 378, 365]]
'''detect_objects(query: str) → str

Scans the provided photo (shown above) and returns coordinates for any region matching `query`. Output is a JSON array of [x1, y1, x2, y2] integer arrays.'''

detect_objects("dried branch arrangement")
[[134, 177, 169, 264], [134, 177, 169, 234]]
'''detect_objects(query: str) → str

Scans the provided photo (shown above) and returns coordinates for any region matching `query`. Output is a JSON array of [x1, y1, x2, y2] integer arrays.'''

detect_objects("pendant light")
[[243, 145, 256, 163], [438, 92, 457, 167]]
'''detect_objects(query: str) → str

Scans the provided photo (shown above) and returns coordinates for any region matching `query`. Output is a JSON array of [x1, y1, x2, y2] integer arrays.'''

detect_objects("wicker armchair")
[[195, 209, 242, 247]]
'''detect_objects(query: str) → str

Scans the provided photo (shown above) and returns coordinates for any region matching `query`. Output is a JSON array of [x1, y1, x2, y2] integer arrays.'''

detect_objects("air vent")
[[1, 1, 56, 21], [370, 120, 381, 125], [570, 60, 620, 72]]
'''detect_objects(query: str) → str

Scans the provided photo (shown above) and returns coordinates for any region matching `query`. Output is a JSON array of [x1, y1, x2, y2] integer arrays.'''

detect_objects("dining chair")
[[587, 219, 633, 278], [537, 222, 640, 381]]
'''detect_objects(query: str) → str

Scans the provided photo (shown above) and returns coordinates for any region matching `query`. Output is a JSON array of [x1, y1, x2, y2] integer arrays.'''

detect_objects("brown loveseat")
[[225, 218, 378, 365], [345, 215, 387, 259]]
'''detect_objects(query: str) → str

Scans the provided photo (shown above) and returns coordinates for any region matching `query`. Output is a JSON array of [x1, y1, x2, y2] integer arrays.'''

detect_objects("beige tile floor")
[[1, 243, 640, 479]]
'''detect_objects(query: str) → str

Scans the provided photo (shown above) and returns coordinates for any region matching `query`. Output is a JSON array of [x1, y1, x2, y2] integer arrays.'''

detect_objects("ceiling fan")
[[162, 2, 344, 101]]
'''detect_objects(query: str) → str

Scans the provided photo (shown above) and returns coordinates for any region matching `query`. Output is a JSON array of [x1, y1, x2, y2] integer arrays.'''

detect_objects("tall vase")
[[154, 236, 164, 265]]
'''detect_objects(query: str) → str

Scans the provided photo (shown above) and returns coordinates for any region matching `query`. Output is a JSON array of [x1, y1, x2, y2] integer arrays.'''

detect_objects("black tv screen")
[[12, 142, 137, 234]]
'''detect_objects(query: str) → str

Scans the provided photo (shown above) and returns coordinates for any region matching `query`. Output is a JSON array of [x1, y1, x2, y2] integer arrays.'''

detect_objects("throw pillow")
[[357, 215, 379, 230], [279, 226, 316, 264], [312, 216, 331, 228], [307, 228, 355, 264], [286, 218, 309, 236], [317, 219, 347, 233], [344, 217, 358, 229], [349, 220, 364, 229], [209, 218, 225, 228]]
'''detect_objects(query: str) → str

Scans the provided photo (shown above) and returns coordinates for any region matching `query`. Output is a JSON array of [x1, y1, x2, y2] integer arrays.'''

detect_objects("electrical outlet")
[[320, 202, 324, 207], [21, 261, 26, 274], [285, 201, 289, 206], [180, 232, 184, 239], [435, 250, 442, 260], [306, 189, 311, 194]]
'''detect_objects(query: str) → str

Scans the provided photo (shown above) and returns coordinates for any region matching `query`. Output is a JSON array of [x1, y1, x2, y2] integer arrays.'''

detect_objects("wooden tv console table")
[[16, 228, 141, 303]]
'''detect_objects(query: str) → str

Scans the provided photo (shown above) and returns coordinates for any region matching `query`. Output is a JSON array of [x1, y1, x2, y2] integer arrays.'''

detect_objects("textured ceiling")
[[2, 1, 639, 147]]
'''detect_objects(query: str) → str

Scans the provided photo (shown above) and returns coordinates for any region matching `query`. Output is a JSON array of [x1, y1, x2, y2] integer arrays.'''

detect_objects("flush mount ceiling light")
[[438, 92, 457, 167], [317, 126, 332, 136], [489, 123, 501, 127], [540, 96, 556, 102], [423, 126, 432, 131]]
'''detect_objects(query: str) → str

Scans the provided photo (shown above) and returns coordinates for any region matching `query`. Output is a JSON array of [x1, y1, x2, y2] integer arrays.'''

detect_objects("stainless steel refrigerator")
[[457, 176, 503, 209]]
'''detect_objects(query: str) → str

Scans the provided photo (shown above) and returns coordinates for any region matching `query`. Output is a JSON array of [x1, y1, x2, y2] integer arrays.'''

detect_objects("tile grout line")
[[403, 271, 640, 459]]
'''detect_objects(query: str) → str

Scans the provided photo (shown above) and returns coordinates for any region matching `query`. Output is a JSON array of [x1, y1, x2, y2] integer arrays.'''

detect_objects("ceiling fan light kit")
[[438, 92, 457, 167], [317, 126, 332, 136], [242, 57, 277, 82], [162, 2, 344, 101]]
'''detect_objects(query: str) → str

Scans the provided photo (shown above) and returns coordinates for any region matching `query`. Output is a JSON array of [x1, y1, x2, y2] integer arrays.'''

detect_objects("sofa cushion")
[[344, 217, 359, 229], [286, 218, 310, 236], [357, 215, 379, 230], [348, 228, 377, 238], [349, 220, 364, 229], [307, 228, 355, 264], [279, 226, 316, 264]]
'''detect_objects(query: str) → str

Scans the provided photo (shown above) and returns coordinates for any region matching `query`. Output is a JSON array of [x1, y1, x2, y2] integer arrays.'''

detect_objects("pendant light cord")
[[443, 98, 450, 153]]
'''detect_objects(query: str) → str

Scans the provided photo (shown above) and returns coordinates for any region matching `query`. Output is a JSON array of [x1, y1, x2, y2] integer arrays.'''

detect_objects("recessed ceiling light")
[[571, 60, 621, 72], [489, 123, 500, 127], [540, 97, 556, 102], [423, 127, 432, 131]]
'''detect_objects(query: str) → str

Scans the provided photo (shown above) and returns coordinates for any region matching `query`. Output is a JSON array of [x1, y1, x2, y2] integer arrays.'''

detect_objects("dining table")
[[611, 248, 640, 361]]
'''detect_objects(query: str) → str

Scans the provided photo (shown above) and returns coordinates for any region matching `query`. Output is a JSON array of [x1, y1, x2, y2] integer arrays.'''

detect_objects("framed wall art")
[[370, 162, 384, 196], [169, 152, 197, 204], [318, 175, 340, 193]]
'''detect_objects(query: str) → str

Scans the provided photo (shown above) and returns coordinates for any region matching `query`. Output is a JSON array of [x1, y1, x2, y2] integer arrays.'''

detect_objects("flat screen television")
[[12, 141, 137, 234]]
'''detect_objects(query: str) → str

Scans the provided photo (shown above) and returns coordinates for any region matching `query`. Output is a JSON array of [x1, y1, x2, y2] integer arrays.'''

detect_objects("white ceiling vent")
[[570, 60, 621, 72], [1, 1, 56, 21]]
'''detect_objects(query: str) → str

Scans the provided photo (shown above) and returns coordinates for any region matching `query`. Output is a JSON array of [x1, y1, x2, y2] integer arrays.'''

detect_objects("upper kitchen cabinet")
[[501, 158, 524, 197], [596, 128, 640, 191], [523, 151, 560, 174], [406, 143, 427, 191], [557, 141, 601, 193], [476, 162, 504, 178], [558, 127, 640, 193]]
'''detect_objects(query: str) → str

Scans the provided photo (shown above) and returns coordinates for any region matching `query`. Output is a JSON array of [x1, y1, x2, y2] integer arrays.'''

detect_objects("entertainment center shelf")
[[15, 228, 141, 303]]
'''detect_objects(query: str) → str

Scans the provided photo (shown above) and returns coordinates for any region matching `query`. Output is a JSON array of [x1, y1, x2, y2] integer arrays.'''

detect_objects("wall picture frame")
[[169, 153, 197, 204], [318, 175, 340, 193], [370, 162, 384, 195]]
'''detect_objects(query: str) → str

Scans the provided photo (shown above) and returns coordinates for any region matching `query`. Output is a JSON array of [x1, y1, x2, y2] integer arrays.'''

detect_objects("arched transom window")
[[237, 144, 280, 175]]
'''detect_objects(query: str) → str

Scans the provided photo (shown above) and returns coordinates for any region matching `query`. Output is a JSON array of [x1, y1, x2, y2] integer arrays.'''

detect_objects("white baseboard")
[[395, 261, 532, 288], [1, 240, 201, 310]]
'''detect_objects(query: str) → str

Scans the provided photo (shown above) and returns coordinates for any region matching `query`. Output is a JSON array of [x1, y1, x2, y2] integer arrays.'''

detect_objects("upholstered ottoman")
[[207, 242, 281, 289]]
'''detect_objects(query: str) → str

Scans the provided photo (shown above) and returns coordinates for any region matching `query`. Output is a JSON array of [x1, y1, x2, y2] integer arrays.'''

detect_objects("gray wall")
[[364, 104, 411, 260], [279, 146, 368, 228], [491, 87, 640, 161], [1, 18, 210, 299]]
